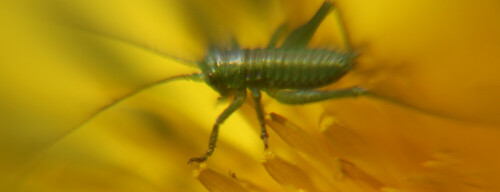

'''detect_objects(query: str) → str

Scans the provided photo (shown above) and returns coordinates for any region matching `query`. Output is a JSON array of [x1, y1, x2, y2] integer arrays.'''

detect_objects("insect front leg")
[[188, 89, 247, 164], [266, 87, 366, 105], [250, 88, 269, 149]]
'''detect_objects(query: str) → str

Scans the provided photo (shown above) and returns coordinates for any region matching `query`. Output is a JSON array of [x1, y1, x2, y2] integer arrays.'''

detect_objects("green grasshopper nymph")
[[77, 1, 366, 164], [186, 1, 367, 163]]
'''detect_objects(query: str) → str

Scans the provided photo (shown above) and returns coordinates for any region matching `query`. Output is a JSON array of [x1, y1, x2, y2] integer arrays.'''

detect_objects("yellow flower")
[[2, 0, 500, 192]]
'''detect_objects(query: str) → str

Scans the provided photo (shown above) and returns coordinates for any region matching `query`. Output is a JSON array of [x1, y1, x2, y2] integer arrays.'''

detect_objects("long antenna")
[[50, 73, 203, 148], [84, 73, 202, 127], [72, 26, 200, 67]]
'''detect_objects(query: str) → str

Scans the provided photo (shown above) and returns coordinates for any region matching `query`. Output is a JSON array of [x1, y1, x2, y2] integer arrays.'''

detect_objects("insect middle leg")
[[266, 87, 366, 105], [250, 88, 269, 149], [188, 89, 247, 164]]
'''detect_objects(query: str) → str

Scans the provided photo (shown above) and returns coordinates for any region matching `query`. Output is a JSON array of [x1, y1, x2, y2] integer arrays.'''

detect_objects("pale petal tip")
[[197, 168, 249, 192], [263, 149, 275, 162], [319, 113, 340, 132], [192, 162, 207, 178]]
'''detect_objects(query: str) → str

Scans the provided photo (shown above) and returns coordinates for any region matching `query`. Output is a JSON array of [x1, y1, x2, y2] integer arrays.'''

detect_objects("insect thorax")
[[199, 48, 355, 95]]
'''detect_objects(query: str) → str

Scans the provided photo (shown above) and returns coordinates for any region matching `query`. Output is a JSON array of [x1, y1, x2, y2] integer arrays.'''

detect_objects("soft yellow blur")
[[1, 0, 500, 191]]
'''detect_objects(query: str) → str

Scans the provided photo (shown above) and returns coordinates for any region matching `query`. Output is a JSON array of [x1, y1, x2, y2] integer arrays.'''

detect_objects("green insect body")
[[202, 49, 355, 93], [75, 1, 366, 164], [186, 1, 366, 163]]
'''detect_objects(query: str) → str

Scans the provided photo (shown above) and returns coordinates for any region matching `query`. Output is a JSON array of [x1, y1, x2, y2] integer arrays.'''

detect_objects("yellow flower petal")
[[340, 159, 383, 191], [3, 0, 500, 191], [320, 114, 370, 159], [267, 113, 323, 158], [196, 166, 249, 192], [263, 152, 317, 192]]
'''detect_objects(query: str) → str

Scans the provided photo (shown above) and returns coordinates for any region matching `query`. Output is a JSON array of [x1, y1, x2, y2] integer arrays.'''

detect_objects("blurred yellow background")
[[1, 0, 500, 191]]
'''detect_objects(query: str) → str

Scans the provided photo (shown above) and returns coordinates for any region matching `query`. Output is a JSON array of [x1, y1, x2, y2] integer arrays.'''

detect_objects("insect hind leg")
[[280, 1, 334, 49], [188, 89, 247, 164], [279, 1, 352, 52], [266, 87, 366, 105]]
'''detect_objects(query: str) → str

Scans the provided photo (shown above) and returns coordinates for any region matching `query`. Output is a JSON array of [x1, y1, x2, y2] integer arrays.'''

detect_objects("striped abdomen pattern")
[[203, 48, 353, 90]]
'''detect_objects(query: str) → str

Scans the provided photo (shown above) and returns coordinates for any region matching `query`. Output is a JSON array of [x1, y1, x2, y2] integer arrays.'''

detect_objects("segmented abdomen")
[[205, 48, 353, 89]]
